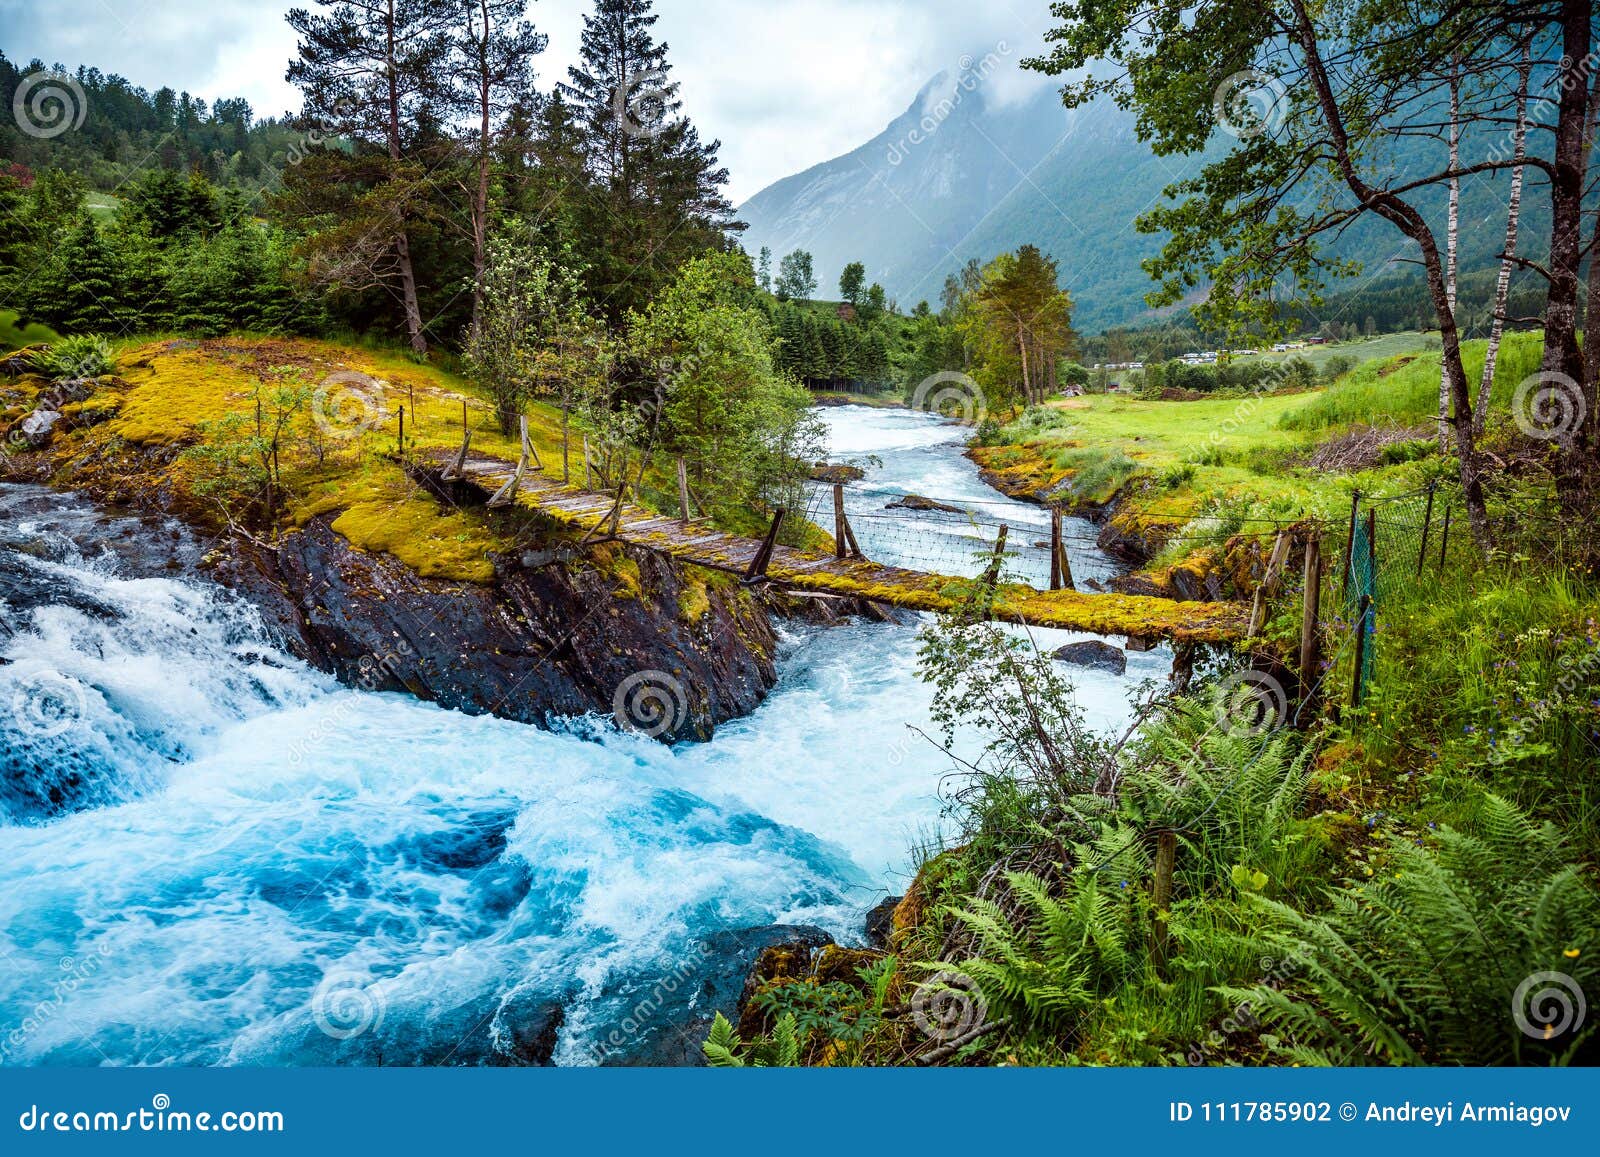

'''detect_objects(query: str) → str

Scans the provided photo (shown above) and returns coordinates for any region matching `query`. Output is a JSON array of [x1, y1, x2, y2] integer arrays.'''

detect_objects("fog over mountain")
[[738, 70, 1538, 332]]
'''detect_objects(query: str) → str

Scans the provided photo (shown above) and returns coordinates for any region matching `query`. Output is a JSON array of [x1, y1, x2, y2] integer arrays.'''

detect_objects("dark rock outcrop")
[[886, 493, 963, 514], [865, 895, 902, 948], [1096, 518, 1152, 564], [1051, 639, 1127, 675], [217, 515, 779, 743], [809, 461, 866, 484]]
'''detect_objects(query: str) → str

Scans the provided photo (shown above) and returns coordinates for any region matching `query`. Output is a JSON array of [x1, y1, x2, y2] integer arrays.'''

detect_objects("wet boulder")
[[1051, 639, 1127, 675]]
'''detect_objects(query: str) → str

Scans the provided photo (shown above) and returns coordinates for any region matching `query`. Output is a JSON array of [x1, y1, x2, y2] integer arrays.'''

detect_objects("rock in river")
[[1051, 639, 1127, 675]]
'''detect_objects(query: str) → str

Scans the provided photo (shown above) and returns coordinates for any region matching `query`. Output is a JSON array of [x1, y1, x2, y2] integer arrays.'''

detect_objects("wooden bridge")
[[422, 443, 1245, 644]]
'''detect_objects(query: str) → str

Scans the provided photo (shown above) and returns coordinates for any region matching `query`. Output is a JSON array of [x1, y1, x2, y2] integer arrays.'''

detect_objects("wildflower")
[[1564, 948, 1581, 959]]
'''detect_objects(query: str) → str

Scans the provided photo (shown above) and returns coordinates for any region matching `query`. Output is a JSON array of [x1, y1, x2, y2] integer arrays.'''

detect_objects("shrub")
[[28, 334, 117, 380]]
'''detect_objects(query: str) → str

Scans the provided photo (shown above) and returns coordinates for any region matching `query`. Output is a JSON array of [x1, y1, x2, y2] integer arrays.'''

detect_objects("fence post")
[[982, 524, 1009, 590], [1247, 530, 1292, 638], [678, 458, 693, 522], [1365, 507, 1378, 582], [1151, 829, 1178, 969], [1298, 533, 1322, 721], [396, 405, 405, 458], [1416, 483, 1436, 577], [1351, 593, 1372, 708], [1341, 490, 1360, 598], [834, 483, 847, 559]]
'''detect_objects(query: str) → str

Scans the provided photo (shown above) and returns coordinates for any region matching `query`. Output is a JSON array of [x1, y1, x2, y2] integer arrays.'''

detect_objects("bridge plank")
[[425, 451, 1245, 642]]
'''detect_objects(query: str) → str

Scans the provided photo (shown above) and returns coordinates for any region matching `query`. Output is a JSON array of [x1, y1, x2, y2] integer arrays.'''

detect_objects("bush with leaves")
[[1224, 794, 1600, 1065]]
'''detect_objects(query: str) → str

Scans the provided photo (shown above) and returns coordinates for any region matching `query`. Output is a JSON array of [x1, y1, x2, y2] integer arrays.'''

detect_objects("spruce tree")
[[560, 0, 738, 318]]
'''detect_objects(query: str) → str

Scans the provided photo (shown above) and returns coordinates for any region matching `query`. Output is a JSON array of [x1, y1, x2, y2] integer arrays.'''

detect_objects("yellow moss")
[[678, 572, 711, 623], [326, 489, 499, 585], [610, 556, 643, 600], [109, 347, 261, 444]]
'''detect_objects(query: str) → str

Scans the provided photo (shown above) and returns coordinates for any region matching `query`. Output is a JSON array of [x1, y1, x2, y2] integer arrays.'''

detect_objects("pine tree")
[[560, 0, 737, 318], [284, 0, 455, 353], [447, 0, 546, 342], [33, 217, 123, 334]]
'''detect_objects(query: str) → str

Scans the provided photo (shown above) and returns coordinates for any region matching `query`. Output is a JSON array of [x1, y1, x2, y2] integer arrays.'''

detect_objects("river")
[[0, 405, 1164, 1065]]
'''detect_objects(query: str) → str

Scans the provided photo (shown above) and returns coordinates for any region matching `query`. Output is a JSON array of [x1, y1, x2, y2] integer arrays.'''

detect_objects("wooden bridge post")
[[744, 509, 786, 582], [1246, 530, 1292, 638], [1298, 533, 1323, 722], [834, 483, 847, 559], [441, 426, 472, 481], [1049, 510, 1075, 591], [488, 416, 532, 508], [841, 514, 863, 560], [678, 458, 693, 523], [1171, 642, 1195, 694]]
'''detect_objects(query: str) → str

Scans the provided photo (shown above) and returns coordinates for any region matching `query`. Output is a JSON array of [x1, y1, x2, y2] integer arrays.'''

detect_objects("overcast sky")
[[1, 0, 1060, 203]]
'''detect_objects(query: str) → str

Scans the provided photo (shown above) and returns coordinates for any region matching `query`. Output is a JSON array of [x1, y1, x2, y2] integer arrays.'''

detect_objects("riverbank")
[[707, 345, 1600, 1068], [0, 387, 1173, 1066]]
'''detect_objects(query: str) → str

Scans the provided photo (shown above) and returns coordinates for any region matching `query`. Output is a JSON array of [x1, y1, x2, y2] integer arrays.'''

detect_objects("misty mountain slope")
[[739, 73, 1547, 332]]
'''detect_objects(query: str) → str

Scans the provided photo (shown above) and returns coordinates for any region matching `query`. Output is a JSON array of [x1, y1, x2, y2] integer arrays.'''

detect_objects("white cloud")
[[0, 0, 1061, 201]]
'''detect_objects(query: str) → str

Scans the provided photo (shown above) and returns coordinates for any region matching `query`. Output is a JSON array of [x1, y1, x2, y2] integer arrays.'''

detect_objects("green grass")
[[1233, 330, 1430, 374], [85, 191, 120, 219], [1280, 331, 1542, 431], [0, 309, 60, 352]]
